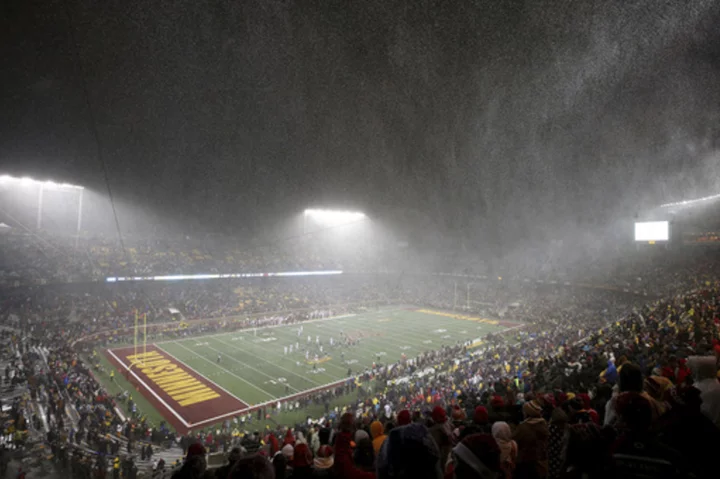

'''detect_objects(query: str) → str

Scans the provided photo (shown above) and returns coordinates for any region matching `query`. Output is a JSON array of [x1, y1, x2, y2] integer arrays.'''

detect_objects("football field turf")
[[104, 307, 517, 433]]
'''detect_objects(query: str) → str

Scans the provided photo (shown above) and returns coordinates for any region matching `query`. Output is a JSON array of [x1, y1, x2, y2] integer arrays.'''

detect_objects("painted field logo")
[[127, 351, 220, 407], [106, 345, 249, 435]]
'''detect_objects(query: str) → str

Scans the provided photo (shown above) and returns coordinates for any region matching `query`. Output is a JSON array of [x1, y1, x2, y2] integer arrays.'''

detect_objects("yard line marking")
[[195, 341, 303, 393], [210, 336, 323, 387], [169, 341, 276, 399]]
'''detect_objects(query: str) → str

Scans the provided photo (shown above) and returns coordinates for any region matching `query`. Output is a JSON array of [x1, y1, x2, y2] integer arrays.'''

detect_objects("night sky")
[[2, 0, 720, 242]]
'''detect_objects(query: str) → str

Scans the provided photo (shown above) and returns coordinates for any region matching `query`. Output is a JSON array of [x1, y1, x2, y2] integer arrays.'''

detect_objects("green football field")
[[98, 307, 514, 431]]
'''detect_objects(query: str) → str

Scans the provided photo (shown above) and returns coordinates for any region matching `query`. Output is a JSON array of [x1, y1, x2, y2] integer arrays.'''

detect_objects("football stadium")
[[3, 2, 720, 479]]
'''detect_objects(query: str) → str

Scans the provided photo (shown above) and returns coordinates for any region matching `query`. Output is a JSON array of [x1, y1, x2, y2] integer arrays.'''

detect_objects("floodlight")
[[0, 174, 84, 190], [0, 174, 85, 235], [303, 209, 366, 222]]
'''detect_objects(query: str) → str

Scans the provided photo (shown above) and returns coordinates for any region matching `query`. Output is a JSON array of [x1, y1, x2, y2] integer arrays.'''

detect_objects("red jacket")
[[333, 431, 375, 479]]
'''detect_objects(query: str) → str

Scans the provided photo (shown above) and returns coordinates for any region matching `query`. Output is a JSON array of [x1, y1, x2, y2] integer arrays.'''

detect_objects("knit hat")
[[522, 400, 542, 418], [473, 406, 489, 425], [490, 395, 504, 409], [397, 409, 411, 426], [281, 444, 294, 460], [354, 429, 369, 443], [432, 406, 447, 424], [453, 434, 500, 477], [186, 443, 206, 458], [292, 443, 312, 468], [452, 405, 466, 422], [314, 445, 334, 469]]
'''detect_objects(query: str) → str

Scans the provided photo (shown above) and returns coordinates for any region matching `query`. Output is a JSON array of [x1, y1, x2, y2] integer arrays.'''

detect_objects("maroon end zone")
[[105, 345, 248, 434]]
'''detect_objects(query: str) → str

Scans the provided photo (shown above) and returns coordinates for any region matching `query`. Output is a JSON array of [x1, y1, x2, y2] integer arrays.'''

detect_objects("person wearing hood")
[[227, 455, 275, 479], [546, 408, 567, 479], [429, 406, 453, 467], [332, 413, 375, 479], [284, 429, 296, 447], [688, 356, 720, 428], [312, 445, 335, 479], [291, 443, 314, 479], [604, 363, 643, 427], [370, 421, 387, 456], [172, 443, 209, 479], [273, 453, 290, 479], [215, 447, 242, 479], [447, 433, 501, 479], [491, 422, 517, 479], [377, 423, 443, 479], [513, 401, 549, 479]]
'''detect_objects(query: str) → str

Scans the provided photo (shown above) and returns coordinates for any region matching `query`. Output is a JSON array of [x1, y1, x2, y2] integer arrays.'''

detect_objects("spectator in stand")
[[215, 447, 242, 479], [228, 455, 275, 479], [447, 434, 501, 479], [332, 413, 374, 479], [377, 422, 442, 479], [291, 443, 314, 479], [688, 355, 720, 428], [429, 406, 453, 468], [513, 400, 549, 479], [491, 422, 517, 479], [609, 392, 689, 478], [546, 409, 567, 479], [312, 445, 334, 478], [171, 443, 209, 479], [369, 421, 387, 456]]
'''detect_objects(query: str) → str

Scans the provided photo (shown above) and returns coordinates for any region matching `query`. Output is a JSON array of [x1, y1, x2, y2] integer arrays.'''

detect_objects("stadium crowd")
[[0, 238, 719, 478], [0, 231, 392, 287], [172, 274, 720, 479]]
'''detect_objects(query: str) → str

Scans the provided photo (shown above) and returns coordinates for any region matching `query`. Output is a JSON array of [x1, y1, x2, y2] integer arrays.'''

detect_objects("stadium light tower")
[[0, 175, 85, 240], [302, 208, 366, 235]]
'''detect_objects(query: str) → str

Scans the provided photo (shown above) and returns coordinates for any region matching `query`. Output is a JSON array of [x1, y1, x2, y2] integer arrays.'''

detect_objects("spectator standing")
[[513, 400, 549, 479]]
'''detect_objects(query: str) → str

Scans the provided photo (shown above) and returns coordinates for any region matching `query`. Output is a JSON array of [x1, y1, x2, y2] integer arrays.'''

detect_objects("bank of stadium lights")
[[0, 174, 84, 190], [303, 209, 366, 223], [0, 174, 85, 234]]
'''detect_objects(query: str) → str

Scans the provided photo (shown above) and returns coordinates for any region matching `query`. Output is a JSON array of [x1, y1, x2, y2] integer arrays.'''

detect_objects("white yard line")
[[168, 341, 276, 398], [153, 313, 360, 345], [209, 336, 323, 387], [189, 341, 303, 393]]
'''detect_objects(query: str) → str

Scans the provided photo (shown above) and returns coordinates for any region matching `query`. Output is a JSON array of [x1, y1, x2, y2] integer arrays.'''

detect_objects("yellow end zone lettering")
[[122, 349, 220, 407]]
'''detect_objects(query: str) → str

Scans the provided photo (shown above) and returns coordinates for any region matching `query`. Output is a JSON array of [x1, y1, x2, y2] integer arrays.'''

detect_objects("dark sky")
[[1, 0, 720, 241]]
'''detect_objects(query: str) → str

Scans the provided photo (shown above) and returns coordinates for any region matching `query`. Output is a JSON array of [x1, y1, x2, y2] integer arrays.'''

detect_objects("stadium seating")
[[2, 233, 720, 478]]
